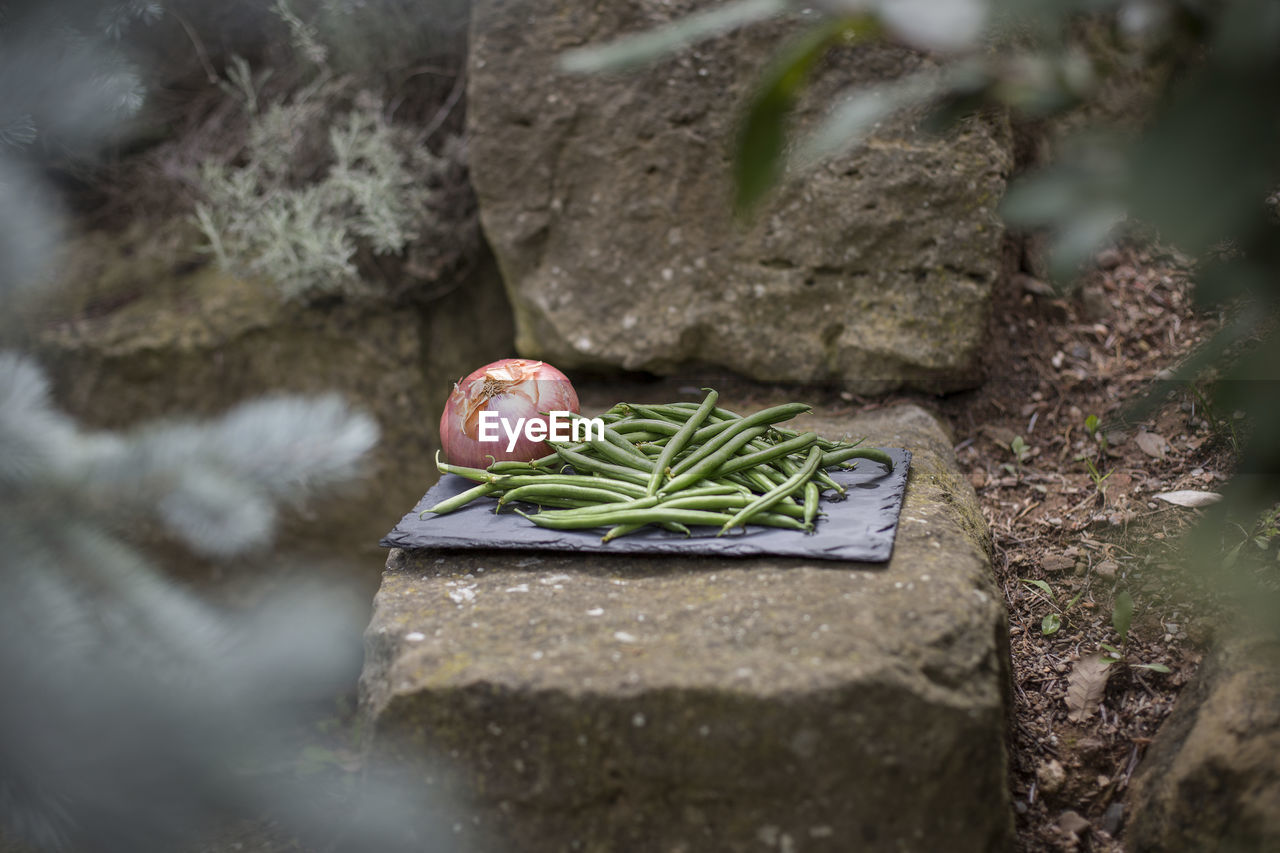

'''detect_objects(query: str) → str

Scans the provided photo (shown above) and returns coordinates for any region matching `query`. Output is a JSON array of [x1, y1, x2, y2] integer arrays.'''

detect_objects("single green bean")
[[585, 436, 656, 472], [777, 454, 845, 497], [658, 494, 806, 519], [803, 481, 820, 527], [771, 425, 856, 451], [420, 481, 497, 516], [515, 507, 807, 531], [544, 485, 743, 519], [550, 444, 651, 486], [492, 474, 646, 496], [666, 402, 745, 421], [488, 459, 554, 473], [719, 445, 824, 535], [708, 432, 818, 479], [497, 483, 634, 507], [602, 521, 692, 542], [647, 388, 718, 496], [821, 446, 894, 471], [611, 419, 681, 437]]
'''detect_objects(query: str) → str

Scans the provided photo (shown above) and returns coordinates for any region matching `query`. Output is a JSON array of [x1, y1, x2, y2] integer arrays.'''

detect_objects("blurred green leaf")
[[733, 15, 876, 213], [560, 0, 787, 74], [1135, 663, 1172, 673], [1112, 590, 1134, 644], [1047, 203, 1126, 280], [999, 166, 1087, 227], [1041, 613, 1061, 635], [794, 65, 946, 168], [1021, 578, 1054, 597]]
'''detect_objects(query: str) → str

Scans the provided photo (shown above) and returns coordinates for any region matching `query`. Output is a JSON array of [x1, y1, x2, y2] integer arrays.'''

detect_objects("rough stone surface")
[[360, 404, 1013, 852], [27, 230, 514, 572], [1127, 630, 1280, 852], [467, 0, 1013, 391]]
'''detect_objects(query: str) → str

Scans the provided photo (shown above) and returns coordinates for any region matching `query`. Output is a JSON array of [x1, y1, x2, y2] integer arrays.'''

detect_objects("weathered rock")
[[467, 0, 1013, 391], [360, 404, 1013, 851], [27, 227, 514, 577], [1127, 630, 1280, 852]]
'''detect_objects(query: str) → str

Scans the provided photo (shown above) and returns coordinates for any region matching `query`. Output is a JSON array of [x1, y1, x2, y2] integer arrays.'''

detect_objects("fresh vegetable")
[[421, 388, 895, 542], [439, 359, 579, 468]]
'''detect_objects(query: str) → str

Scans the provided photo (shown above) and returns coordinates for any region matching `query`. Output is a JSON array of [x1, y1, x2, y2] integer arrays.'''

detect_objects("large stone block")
[[1127, 630, 1280, 852], [467, 0, 1013, 391], [360, 404, 1013, 851]]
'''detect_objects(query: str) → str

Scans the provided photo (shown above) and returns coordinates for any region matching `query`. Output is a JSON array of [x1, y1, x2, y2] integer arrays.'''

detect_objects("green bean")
[[550, 443, 651, 486], [777, 454, 845, 497], [648, 388, 718, 496], [515, 507, 807, 531], [821, 446, 894, 471], [660, 425, 769, 495], [668, 403, 810, 478], [611, 419, 681, 437], [803, 481, 820, 527], [585, 435, 655, 472], [434, 451, 496, 482], [492, 474, 646, 496], [497, 497, 602, 510], [708, 431, 818, 479], [772, 426, 849, 452], [719, 445, 824, 535], [497, 484, 634, 507], [666, 402, 744, 421], [421, 481, 497, 516], [814, 469, 847, 496], [544, 485, 743, 519], [613, 430, 668, 443], [602, 521, 691, 542], [658, 494, 806, 519], [488, 459, 553, 473]]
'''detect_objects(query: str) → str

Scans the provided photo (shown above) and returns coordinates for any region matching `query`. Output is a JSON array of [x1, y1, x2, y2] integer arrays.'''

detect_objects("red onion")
[[439, 359, 580, 468]]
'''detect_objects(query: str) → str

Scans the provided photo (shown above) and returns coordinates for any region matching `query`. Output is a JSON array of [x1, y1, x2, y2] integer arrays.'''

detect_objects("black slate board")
[[381, 447, 910, 563]]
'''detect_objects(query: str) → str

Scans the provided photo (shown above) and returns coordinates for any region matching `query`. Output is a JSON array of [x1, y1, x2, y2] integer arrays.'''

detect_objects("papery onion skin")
[[439, 359, 580, 468]]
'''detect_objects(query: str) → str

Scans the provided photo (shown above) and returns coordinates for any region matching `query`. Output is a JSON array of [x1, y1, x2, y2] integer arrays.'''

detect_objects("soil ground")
[[916, 244, 1234, 851]]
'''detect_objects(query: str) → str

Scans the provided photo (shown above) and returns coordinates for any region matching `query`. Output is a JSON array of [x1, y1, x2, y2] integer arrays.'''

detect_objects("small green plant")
[[1076, 413, 1113, 497], [1112, 589, 1134, 644], [1189, 383, 1241, 455], [1003, 435, 1032, 476], [1083, 457, 1113, 494], [1097, 590, 1170, 672], [1019, 578, 1085, 637]]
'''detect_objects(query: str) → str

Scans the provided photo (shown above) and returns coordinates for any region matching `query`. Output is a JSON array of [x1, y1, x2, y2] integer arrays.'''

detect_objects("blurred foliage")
[[192, 1, 477, 302], [0, 3, 468, 849], [565, 0, 1280, 621]]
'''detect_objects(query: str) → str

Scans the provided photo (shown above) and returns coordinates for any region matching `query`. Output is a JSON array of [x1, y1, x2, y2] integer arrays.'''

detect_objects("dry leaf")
[[1042, 555, 1076, 573], [1135, 430, 1171, 460], [1155, 489, 1223, 508], [1066, 654, 1112, 722]]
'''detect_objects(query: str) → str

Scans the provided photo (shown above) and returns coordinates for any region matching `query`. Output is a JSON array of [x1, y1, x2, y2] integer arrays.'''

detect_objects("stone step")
[[359, 405, 1013, 852]]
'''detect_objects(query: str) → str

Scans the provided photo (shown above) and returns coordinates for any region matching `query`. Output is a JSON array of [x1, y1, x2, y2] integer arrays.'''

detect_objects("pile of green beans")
[[420, 389, 893, 542]]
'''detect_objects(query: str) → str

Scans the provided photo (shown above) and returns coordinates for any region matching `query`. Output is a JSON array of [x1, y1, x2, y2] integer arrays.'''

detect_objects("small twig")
[[420, 69, 467, 144], [172, 9, 219, 85]]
